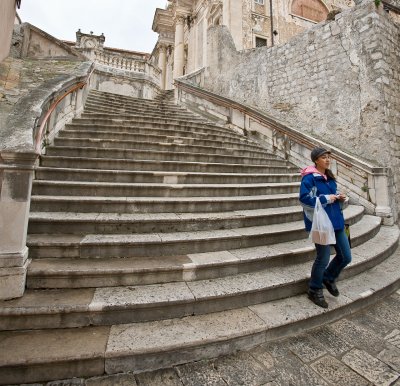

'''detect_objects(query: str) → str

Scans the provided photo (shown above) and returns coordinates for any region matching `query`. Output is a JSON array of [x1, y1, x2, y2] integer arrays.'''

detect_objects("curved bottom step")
[[1, 246, 399, 385]]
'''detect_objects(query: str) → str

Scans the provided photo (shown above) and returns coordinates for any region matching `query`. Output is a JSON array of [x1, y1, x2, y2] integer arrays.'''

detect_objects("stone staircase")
[[0, 89, 399, 385]]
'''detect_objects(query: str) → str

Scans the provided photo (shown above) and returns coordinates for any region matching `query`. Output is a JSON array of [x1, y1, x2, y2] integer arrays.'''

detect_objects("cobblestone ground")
[[18, 289, 400, 386]]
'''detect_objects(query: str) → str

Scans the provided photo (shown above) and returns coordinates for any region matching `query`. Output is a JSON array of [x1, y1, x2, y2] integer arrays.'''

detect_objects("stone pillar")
[[158, 45, 167, 90], [222, 0, 243, 50], [173, 16, 185, 80], [0, 151, 37, 300]]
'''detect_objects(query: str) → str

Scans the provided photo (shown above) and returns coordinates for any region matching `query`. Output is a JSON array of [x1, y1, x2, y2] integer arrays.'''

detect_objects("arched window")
[[291, 0, 329, 23]]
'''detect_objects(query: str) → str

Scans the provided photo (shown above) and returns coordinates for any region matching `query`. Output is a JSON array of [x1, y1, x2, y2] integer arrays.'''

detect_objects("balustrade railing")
[[93, 50, 146, 73]]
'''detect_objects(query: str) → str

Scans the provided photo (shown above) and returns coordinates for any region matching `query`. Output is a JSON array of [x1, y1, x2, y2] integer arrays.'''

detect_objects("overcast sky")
[[18, 0, 168, 53]]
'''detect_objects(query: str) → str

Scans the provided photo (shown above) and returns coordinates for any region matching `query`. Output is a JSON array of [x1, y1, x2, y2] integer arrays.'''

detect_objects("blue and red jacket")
[[299, 166, 345, 232]]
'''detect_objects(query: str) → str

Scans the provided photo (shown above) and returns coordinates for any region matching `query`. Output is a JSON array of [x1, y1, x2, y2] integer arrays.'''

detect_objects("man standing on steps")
[[299, 147, 352, 308]]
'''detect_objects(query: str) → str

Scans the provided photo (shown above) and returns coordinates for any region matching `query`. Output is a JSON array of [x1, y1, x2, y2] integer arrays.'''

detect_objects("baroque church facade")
[[152, 0, 355, 89]]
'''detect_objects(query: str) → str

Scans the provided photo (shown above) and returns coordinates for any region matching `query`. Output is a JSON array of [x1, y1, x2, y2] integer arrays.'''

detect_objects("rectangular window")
[[255, 37, 267, 47], [255, 0, 265, 4]]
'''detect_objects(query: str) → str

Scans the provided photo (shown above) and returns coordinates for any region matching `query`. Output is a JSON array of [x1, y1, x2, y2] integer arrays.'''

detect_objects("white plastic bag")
[[310, 197, 336, 245]]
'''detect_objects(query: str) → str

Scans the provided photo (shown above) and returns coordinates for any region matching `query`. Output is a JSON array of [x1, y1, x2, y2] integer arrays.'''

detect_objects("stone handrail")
[[0, 60, 94, 300], [174, 75, 396, 225], [34, 63, 95, 153]]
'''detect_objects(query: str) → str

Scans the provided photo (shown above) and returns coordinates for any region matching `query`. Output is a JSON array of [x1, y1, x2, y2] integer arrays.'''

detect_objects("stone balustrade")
[[94, 50, 146, 73]]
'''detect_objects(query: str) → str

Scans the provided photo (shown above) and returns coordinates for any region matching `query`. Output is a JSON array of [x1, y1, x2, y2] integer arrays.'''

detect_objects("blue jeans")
[[309, 229, 352, 290]]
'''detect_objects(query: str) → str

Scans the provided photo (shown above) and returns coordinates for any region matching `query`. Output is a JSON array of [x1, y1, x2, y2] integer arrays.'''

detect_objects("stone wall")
[[11, 24, 83, 60], [204, 0, 400, 212], [0, 0, 16, 62]]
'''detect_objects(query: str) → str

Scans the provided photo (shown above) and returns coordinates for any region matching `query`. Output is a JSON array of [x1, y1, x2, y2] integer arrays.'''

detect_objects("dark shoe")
[[308, 289, 328, 308], [323, 279, 339, 297]]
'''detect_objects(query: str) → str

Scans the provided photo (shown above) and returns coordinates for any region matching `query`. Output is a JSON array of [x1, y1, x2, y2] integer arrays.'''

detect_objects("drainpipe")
[[269, 0, 274, 47]]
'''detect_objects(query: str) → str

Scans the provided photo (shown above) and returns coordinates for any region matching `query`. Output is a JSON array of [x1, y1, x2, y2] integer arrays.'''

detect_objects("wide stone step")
[[31, 180, 300, 198], [26, 206, 366, 289], [58, 129, 262, 151], [65, 122, 247, 143], [86, 93, 179, 109], [26, 214, 381, 259], [52, 137, 268, 158], [71, 117, 239, 138], [84, 102, 198, 118], [4, 223, 398, 331], [34, 167, 300, 185], [87, 91, 178, 107], [39, 155, 298, 174], [0, 238, 399, 386], [80, 112, 210, 127], [83, 106, 199, 121], [28, 206, 305, 234], [30, 193, 300, 214], [44, 146, 284, 165], [85, 100, 184, 114]]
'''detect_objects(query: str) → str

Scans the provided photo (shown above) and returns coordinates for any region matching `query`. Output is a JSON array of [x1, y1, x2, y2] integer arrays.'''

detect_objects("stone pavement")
[[17, 289, 400, 386]]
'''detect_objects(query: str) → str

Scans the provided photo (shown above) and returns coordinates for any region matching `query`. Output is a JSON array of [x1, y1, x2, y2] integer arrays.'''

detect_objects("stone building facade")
[[152, 0, 356, 89], [0, 0, 19, 62]]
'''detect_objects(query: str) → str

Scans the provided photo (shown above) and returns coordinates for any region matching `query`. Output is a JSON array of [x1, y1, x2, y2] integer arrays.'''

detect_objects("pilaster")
[[173, 15, 186, 79], [158, 45, 167, 90], [0, 151, 37, 299]]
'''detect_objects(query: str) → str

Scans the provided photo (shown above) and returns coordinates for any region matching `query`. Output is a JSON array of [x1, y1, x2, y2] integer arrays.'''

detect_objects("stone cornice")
[[152, 8, 175, 33]]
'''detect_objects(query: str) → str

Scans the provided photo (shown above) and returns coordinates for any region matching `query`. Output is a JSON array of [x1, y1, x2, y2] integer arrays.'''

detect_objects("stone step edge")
[[35, 166, 300, 179], [86, 94, 180, 105], [86, 93, 177, 106], [4, 225, 399, 324], [30, 192, 299, 204], [83, 104, 200, 116], [29, 205, 303, 222], [73, 116, 235, 136], [45, 145, 279, 163], [65, 122, 246, 141], [32, 180, 300, 189], [52, 137, 270, 157], [39, 155, 294, 172], [54, 136, 265, 153], [0, 247, 399, 385], [41, 154, 290, 173], [79, 112, 211, 126], [58, 130, 261, 149]]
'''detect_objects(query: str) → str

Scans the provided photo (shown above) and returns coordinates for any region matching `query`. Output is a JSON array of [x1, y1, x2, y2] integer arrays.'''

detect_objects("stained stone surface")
[[310, 355, 369, 386], [307, 326, 354, 356], [210, 352, 273, 386], [287, 335, 327, 363], [135, 368, 182, 386], [348, 311, 396, 338], [329, 319, 388, 355], [175, 360, 227, 386], [85, 373, 137, 386], [377, 346, 400, 373], [272, 352, 329, 386], [342, 348, 400, 386]]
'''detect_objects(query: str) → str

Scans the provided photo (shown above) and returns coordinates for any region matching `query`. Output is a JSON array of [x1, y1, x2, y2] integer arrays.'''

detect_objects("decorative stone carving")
[[75, 29, 105, 50], [291, 0, 329, 22]]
